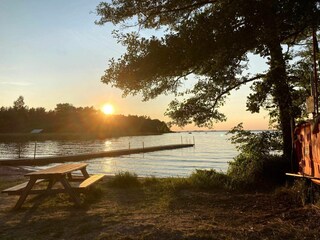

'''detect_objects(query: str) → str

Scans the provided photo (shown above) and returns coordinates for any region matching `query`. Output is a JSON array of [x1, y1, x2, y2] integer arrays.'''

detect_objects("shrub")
[[227, 123, 288, 190], [228, 154, 286, 190], [109, 171, 140, 188]]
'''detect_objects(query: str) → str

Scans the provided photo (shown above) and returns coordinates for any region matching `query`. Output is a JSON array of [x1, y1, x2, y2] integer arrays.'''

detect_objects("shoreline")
[[0, 131, 173, 142], [2, 166, 320, 239]]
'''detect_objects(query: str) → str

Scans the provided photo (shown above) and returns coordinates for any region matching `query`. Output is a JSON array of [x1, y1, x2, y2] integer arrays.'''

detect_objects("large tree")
[[96, 0, 320, 160]]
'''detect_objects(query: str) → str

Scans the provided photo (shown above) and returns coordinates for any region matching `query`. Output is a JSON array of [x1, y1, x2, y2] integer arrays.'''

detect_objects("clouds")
[[0, 81, 32, 86]]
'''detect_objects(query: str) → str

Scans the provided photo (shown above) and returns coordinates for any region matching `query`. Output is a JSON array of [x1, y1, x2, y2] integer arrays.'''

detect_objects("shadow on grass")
[[2, 210, 105, 240]]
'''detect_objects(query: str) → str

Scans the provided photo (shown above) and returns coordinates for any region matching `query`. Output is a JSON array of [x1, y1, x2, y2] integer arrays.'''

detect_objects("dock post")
[[181, 136, 182, 144], [18, 143, 21, 158], [142, 142, 145, 158], [0, 144, 196, 166], [34, 141, 37, 159], [129, 142, 131, 149]]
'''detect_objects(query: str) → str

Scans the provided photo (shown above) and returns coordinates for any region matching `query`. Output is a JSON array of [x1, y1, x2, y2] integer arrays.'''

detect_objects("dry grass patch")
[[1, 173, 320, 239]]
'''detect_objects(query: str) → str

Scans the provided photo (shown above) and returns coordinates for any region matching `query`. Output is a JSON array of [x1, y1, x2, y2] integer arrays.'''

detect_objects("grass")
[[108, 171, 141, 188], [2, 170, 320, 239], [188, 169, 231, 190], [108, 165, 285, 193], [1, 173, 319, 240], [82, 186, 104, 204]]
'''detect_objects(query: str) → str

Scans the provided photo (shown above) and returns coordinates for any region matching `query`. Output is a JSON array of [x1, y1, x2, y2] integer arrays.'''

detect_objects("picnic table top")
[[25, 163, 88, 177]]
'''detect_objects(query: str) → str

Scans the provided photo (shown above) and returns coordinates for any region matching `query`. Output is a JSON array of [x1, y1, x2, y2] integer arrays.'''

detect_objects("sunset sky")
[[0, 0, 270, 131]]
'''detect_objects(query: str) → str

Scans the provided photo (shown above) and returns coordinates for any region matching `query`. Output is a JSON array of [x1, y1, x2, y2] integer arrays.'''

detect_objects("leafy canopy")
[[96, 0, 320, 128]]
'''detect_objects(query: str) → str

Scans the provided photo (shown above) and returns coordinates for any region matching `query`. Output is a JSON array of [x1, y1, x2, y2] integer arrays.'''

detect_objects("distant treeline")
[[0, 96, 171, 138]]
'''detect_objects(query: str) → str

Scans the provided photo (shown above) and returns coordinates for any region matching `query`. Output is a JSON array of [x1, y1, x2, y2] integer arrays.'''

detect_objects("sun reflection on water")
[[104, 140, 112, 150]]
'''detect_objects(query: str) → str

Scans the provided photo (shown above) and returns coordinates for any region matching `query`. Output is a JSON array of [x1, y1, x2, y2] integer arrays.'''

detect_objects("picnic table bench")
[[2, 163, 104, 210]]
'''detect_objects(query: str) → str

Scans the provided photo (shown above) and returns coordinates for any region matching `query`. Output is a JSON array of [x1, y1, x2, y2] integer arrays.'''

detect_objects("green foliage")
[[13, 96, 26, 110], [228, 123, 283, 154], [188, 169, 230, 190], [142, 176, 191, 192], [109, 171, 141, 188], [227, 124, 288, 189], [143, 170, 230, 192], [105, 124, 289, 192], [143, 176, 160, 186], [96, 0, 320, 158], [288, 35, 320, 121], [159, 177, 190, 192]]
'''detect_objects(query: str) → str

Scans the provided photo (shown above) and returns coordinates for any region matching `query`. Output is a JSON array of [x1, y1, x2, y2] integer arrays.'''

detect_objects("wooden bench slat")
[[77, 174, 105, 189], [26, 163, 88, 176], [2, 179, 45, 194]]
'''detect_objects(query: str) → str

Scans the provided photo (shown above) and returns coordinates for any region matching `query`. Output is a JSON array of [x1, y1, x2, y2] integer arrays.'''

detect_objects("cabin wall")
[[312, 122, 320, 178], [295, 123, 314, 176]]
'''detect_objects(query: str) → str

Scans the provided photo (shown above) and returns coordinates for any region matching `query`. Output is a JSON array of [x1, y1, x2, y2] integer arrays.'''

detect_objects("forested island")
[[0, 96, 170, 140]]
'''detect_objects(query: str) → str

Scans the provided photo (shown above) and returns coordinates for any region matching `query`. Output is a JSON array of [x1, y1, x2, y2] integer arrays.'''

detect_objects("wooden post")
[[18, 143, 21, 158], [34, 141, 37, 159], [181, 136, 182, 144], [142, 142, 144, 149], [129, 142, 131, 149]]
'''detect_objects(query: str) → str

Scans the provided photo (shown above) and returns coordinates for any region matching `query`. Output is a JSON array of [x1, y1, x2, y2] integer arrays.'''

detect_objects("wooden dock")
[[0, 144, 194, 166]]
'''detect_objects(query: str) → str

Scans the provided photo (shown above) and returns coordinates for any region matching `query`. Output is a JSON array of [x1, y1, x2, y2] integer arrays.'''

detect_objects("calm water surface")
[[0, 132, 238, 177]]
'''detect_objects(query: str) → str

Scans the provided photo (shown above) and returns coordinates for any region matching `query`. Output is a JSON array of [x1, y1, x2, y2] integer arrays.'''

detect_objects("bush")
[[227, 123, 289, 190], [228, 154, 286, 190], [109, 171, 141, 188]]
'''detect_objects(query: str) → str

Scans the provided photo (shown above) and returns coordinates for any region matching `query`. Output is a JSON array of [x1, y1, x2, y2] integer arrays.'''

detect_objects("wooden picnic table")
[[2, 163, 104, 210]]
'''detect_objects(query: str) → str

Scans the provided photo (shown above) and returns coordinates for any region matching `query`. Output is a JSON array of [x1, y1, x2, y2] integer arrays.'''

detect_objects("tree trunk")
[[268, 41, 293, 162]]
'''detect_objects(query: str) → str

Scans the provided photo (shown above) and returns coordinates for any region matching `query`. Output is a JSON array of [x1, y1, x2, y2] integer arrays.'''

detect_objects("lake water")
[[0, 132, 238, 177]]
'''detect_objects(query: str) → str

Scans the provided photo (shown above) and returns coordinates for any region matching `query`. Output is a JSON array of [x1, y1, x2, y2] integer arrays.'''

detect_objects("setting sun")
[[102, 104, 114, 115]]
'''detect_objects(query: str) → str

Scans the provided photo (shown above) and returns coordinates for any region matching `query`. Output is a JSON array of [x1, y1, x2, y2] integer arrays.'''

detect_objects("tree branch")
[[137, 0, 217, 27], [146, 0, 216, 16], [212, 74, 265, 108]]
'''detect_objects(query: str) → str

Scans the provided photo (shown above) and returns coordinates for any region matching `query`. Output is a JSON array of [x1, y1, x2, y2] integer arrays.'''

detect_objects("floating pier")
[[0, 144, 194, 166]]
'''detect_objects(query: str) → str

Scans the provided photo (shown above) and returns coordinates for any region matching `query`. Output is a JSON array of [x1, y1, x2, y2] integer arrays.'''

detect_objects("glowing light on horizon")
[[102, 104, 114, 115]]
